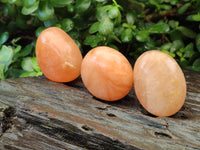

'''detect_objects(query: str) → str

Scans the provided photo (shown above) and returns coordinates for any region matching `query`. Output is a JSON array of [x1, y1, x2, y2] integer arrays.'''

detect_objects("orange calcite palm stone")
[[36, 27, 82, 82], [81, 46, 133, 101], [133, 50, 186, 117]]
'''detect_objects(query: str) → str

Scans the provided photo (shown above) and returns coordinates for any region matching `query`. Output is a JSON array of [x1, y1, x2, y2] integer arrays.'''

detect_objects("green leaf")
[[170, 30, 182, 41], [135, 30, 149, 42], [75, 0, 91, 13], [161, 49, 175, 58], [13, 45, 22, 60], [106, 34, 121, 44], [95, 0, 108, 2], [192, 14, 200, 22], [114, 12, 121, 26], [22, 0, 39, 15], [18, 43, 33, 57], [84, 34, 104, 47], [144, 22, 154, 30], [196, 34, 200, 52], [60, 18, 74, 32], [31, 57, 41, 72], [144, 38, 156, 50], [89, 22, 100, 34], [44, 16, 58, 27], [127, 0, 145, 13], [121, 28, 133, 43], [13, 0, 23, 6], [16, 16, 27, 29], [183, 43, 195, 58], [67, 4, 74, 13], [7, 68, 24, 79], [178, 3, 191, 14], [4, 3, 17, 17], [122, 23, 131, 28], [20, 71, 42, 77], [114, 26, 124, 37], [192, 58, 200, 71], [1, 0, 8, 3], [170, 40, 184, 53], [8, 0, 16, 4], [112, 0, 123, 11], [178, 26, 196, 39], [170, 0, 178, 5], [3, 4, 9, 15], [68, 31, 80, 39], [35, 26, 46, 37], [160, 4, 172, 10], [0, 64, 5, 81], [14, 45, 21, 55], [176, 51, 183, 58], [11, 37, 21, 45], [179, 57, 189, 67], [31, 57, 38, 71], [50, 0, 73, 7], [149, 0, 158, 5], [149, 22, 170, 34], [126, 10, 137, 25], [96, 5, 112, 21], [38, 1, 54, 21], [160, 43, 172, 50], [108, 6, 119, 19], [21, 57, 34, 72], [186, 14, 200, 22], [168, 20, 179, 29], [0, 45, 13, 71], [108, 44, 118, 50], [0, 32, 9, 45], [98, 17, 114, 35], [24, 0, 36, 8]]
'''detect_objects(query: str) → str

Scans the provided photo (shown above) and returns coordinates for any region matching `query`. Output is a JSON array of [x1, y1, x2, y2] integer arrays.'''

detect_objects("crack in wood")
[[0, 106, 15, 137], [106, 113, 117, 117], [95, 106, 108, 111], [81, 124, 94, 132], [154, 131, 172, 139], [19, 111, 141, 150]]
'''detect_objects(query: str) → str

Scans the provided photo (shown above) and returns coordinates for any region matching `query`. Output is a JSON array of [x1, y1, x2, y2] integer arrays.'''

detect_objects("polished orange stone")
[[81, 46, 133, 101], [36, 27, 82, 82], [133, 50, 186, 117]]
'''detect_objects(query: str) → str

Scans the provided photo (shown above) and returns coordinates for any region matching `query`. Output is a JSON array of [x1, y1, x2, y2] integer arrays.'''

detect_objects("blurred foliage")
[[0, 0, 200, 80]]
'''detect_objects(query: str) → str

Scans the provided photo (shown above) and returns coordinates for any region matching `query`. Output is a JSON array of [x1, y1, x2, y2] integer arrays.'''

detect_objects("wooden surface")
[[0, 69, 200, 150]]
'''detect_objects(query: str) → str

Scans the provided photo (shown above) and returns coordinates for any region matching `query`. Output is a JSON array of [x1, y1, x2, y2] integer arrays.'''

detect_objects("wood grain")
[[0, 69, 200, 150]]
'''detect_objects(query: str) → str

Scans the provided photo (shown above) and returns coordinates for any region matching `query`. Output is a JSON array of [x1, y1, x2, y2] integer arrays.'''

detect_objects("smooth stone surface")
[[36, 27, 82, 82], [81, 46, 133, 101], [133, 50, 186, 117]]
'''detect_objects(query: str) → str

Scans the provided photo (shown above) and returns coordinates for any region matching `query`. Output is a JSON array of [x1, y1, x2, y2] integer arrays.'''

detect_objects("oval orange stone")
[[81, 46, 133, 101], [36, 27, 82, 82], [133, 50, 186, 117]]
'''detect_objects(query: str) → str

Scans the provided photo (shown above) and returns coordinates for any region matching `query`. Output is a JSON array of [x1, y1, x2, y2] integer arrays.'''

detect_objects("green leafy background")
[[0, 0, 200, 81]]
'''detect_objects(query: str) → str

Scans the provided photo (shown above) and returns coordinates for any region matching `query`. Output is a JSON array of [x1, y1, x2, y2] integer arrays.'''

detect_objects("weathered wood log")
[[0, 69, 200, 150]]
